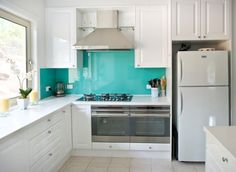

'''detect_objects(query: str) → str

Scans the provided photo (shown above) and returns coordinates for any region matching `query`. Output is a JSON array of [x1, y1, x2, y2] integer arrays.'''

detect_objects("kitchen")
[[0, 0, 235, 172]]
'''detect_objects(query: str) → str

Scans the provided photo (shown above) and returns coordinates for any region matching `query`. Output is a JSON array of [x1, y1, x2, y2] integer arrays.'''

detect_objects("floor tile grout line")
[[84, 157, 94, 172]]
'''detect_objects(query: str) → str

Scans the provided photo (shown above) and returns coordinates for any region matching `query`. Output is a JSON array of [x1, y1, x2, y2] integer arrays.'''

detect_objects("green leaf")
[[19, 88, 32, 99]]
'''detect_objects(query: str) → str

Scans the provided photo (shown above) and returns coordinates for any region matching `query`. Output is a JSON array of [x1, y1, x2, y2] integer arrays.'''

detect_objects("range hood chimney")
[[74, 10, 134, 50]]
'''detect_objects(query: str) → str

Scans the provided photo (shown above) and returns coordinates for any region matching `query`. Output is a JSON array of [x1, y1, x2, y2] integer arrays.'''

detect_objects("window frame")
[[0, 9, 32, 103]]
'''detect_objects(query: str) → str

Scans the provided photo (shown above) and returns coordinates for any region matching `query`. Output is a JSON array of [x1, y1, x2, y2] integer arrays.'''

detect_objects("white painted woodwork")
[[130, 143, 171, 151], [72, 105, 92, 149], [172, 0, 230, 40], [172, 0, 201, 40], [45, 8, 77, 68], [205, 131, 236, 172], [135, 5, 169, 68], [0, 132, 29, 172], [92, 142, 130, 150], [201, 0, 230, 40]]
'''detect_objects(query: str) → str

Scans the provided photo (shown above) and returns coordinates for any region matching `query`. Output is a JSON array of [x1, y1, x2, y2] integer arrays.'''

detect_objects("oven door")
[[92, 110, 129, 143], [130, 112, 170, 143]]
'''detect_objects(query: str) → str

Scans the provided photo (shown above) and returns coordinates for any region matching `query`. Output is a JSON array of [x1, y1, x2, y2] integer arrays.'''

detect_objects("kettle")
[[55, 82, 65, 97]]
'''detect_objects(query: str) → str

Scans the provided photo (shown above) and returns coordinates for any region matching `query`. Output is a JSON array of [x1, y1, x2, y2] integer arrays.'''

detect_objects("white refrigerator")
[[176, 51, 229, 162]]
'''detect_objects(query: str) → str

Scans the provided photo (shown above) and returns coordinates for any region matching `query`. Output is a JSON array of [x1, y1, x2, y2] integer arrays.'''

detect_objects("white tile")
[[110, 157, 130, 167], [108, 166, 129, 172], [130, 167, 151, 172], [86, 166, 108, 172], [63, 164, 87, 172], [130, 158, 152, 168], [172, 161, 197, 172], [91, 157, 112, 164], [70, 156, 93, 164], [194, 163, 205, 172]]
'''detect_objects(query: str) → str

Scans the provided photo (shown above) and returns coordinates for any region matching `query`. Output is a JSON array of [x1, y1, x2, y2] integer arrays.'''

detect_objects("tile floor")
[[59, 156, 205, 172]]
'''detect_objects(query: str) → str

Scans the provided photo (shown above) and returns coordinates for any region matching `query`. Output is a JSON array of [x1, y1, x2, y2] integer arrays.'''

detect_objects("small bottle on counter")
[[160, 76, 167, 97]]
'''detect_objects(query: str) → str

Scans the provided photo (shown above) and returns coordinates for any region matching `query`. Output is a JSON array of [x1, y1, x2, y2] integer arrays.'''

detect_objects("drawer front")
[[206, 149, 223, 172], [30, 121, 63, 165], [92, 143, 130, 150], [28, 110, 64, 139], [206, 135, 236, 172], [31, 141, 63, 172], [130, 143, 170, 151]]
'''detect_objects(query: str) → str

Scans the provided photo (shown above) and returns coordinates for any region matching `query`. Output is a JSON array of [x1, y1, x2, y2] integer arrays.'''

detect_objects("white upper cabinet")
[[201, 0, 230, 40], [172, 0, 201, 40], [172, 0, 231, 41], [45, 8, 77, 68], [135, 5, 170, 68]]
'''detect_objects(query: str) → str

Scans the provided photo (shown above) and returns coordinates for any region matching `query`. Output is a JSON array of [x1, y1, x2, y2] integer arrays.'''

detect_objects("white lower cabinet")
[[0, 105, 72, 172], [72, 105, 92, 149], [206, 133, 236, 172], [0, 131, 29, 172]]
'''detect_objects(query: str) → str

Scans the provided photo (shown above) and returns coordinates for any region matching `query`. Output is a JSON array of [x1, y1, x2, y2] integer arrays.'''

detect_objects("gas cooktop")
[[77, 93, 133, 102]]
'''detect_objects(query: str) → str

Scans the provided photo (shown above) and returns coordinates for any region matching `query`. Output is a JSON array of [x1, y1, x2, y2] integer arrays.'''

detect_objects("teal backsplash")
[[40, 50, 166, 99]]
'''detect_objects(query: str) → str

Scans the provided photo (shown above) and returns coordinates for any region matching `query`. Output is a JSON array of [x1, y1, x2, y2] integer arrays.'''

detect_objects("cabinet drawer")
[[31, 141, 63, 172], [28, 111, 64, 139], [92, 143, 130, 150], [206, 135, 236, 172], [130, 143, 170, 151], [30, 121, 63, 165]]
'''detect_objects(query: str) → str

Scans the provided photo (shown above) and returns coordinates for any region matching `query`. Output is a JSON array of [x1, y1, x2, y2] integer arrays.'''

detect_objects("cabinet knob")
[[62, 110, 66, 113], [47, 119, 51, 122], [203, 36, 206, 38], [49, 153, 53, 156], [222, 157, 228, 163], [149, 146, 152, 149], [109, 145, 112, 149], [137, 64, 140, 67], [48, 130, 52, 134], [198, 36, 201, 38]]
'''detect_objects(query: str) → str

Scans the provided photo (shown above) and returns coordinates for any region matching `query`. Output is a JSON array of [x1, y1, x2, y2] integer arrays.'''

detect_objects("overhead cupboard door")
[[177, 86, 229, 161], [177, 51, 229, 86]]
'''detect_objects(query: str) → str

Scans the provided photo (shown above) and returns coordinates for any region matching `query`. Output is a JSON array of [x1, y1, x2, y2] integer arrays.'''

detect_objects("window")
[[0, 9, 31, 98]]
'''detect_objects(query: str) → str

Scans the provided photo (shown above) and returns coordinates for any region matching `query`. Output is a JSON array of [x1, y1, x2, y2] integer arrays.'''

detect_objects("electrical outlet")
[[46, 86, 51, 92], [146, 84, 151, 89], [67, 84, 73, 89]]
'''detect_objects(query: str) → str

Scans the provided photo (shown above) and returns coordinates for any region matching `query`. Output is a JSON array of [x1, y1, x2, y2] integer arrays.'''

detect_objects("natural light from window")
[[0, 17, 27, 98]]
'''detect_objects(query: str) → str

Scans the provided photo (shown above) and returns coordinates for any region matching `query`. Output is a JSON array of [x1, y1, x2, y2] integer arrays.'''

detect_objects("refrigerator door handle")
[[180, 91, 183, 115], [179, 58, 183, 84]]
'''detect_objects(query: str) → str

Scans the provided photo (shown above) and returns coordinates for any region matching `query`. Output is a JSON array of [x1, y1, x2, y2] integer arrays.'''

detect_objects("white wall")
[[0, 0, 45, 91], [46, 0, 169, 7], [232, 0, 236, 125]]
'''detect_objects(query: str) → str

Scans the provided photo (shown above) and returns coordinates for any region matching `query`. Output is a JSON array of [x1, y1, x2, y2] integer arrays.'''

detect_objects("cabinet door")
[[172, 0, 201, 40], [135, 5, 169, 68], [72, 105, 92, 149], [0, 132, 29, 172], [201, 0, 230, 40], [45, 8, 77, 68], [61, 106, 72, 156]]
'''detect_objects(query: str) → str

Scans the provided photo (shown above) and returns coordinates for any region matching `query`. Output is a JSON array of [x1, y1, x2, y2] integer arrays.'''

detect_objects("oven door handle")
[[130, 113, 170, 118], [92, 112, 129, 117]]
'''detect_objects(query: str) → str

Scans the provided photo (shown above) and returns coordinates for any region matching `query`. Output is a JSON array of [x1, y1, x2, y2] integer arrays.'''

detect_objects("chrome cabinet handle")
[[48, 130, 51, 134], [62, 110, 66, 113], [49, 153, 53, 156], [198, 36, 201, 38], [203, 36, 206, 38], [47, 119, 51, 122], [222, 157, 228, 163], [149, 146, 152, 150]]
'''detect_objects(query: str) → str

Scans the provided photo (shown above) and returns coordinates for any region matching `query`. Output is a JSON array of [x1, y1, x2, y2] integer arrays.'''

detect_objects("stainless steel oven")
[[129, 106, 170, 143], [92, 106, 130, 143]]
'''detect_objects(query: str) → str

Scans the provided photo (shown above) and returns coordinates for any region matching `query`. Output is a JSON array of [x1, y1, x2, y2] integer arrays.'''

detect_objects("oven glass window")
[[92, 116, 129, 136]]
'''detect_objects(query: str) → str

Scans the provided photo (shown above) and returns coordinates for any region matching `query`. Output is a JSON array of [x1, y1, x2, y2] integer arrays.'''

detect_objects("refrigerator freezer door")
[[178, 51, 228, 86], [177, 86, 229, 161]]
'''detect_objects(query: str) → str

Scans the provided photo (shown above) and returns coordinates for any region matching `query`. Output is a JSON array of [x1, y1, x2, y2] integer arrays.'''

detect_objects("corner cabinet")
[[45, 8, 77, 68], [135, 5, 170, 68], [172, 0, 231, 41]]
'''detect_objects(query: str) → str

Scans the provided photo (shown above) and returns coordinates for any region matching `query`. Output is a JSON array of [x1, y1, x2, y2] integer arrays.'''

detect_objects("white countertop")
[[0, 95, 170, 141], [204, 126, 236, 159]]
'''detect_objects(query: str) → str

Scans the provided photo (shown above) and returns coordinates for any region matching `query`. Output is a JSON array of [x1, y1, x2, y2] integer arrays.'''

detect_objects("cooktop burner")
[[77, 93, 133, 102]]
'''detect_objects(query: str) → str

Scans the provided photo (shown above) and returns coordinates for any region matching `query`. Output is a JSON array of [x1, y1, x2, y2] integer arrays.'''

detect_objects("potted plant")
[[7, 58, 36, 110]]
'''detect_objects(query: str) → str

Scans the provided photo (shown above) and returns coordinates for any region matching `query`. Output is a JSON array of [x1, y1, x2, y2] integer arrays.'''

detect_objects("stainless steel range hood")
[[74, 10, 134, 50]]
